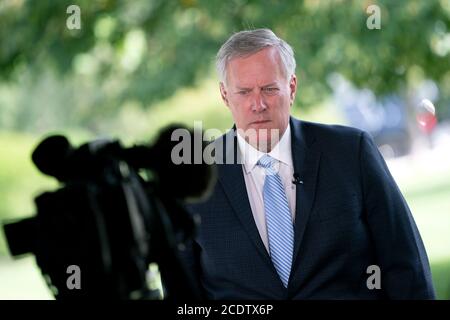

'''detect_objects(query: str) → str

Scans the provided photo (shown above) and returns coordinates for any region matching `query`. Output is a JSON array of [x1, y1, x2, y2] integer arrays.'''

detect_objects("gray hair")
[[216, 28, 296, 84]]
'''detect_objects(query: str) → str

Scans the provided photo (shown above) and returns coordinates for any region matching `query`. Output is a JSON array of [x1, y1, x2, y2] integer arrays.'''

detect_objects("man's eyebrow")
[[260, 82, 277, 88], [235, 83, 278, 90]]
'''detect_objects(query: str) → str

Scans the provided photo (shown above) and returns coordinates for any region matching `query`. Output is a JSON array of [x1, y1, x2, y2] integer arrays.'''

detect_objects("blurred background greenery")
[[0, 0, 449, 299]]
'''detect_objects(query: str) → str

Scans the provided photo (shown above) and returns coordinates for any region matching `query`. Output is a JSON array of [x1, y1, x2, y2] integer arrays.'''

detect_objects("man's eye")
[[238, 90, 249, 95], [263, 87, 278, 92]]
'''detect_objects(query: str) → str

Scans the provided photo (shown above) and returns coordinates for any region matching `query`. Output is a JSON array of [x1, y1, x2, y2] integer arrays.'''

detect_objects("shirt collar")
[[237, 123, 293, 174]]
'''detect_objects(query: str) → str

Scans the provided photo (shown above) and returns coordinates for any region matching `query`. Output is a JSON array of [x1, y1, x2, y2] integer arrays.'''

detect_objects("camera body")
[[3, 127, 214, 300]]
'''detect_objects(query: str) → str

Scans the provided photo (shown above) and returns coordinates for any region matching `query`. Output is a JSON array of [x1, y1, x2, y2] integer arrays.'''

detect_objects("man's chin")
[[237, 126, 281, 152]]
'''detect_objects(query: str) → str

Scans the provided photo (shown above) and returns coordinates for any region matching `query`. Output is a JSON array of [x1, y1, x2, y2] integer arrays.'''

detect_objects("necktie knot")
[[257, 154, 277, 173]]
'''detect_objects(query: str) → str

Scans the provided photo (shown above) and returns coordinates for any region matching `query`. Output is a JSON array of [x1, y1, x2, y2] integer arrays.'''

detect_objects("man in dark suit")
[[180, 28, 435, 299]]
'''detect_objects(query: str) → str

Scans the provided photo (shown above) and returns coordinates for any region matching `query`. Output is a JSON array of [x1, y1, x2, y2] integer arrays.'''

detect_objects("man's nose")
[[251, 91, 267, 112]]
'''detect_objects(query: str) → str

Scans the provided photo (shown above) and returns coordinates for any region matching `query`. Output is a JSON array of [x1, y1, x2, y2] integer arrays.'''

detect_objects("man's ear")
[[220, 82, 229, 107], [289, 74, 297, 106]]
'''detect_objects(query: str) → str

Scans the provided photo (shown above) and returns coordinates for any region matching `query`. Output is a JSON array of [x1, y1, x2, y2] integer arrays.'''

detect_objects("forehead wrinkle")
[[225, 47, 286, 88]]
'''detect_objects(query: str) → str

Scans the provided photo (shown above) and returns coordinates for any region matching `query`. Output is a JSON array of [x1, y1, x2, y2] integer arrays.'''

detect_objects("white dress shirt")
[[237, 124, 296, 253]]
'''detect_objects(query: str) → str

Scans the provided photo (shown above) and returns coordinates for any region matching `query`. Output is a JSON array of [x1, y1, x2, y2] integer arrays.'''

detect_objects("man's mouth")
[[251, 120, 271, 125]]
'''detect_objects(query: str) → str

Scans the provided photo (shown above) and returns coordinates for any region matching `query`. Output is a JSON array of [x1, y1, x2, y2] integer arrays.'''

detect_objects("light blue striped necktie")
[[257, 154, 294, 288]]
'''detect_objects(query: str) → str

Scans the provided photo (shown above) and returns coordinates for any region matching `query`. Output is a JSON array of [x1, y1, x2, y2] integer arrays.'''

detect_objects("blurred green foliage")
[[1, 0, 450, 134]]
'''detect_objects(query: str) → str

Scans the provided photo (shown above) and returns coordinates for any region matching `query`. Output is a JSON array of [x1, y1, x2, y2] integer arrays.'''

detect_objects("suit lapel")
[[217, 130, 273, 267], [290, 118, 321, 267]]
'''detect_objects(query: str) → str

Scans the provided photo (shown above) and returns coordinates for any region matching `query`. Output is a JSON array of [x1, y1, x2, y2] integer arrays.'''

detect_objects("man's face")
[[220, 46, 297, 151]]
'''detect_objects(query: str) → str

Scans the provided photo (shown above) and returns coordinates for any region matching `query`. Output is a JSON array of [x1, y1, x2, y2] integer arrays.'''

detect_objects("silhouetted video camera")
[[2, 125, 216, 300]]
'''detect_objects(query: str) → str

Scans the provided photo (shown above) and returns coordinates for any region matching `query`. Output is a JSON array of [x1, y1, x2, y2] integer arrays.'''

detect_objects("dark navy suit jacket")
[[180, 117, 435, 299]]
